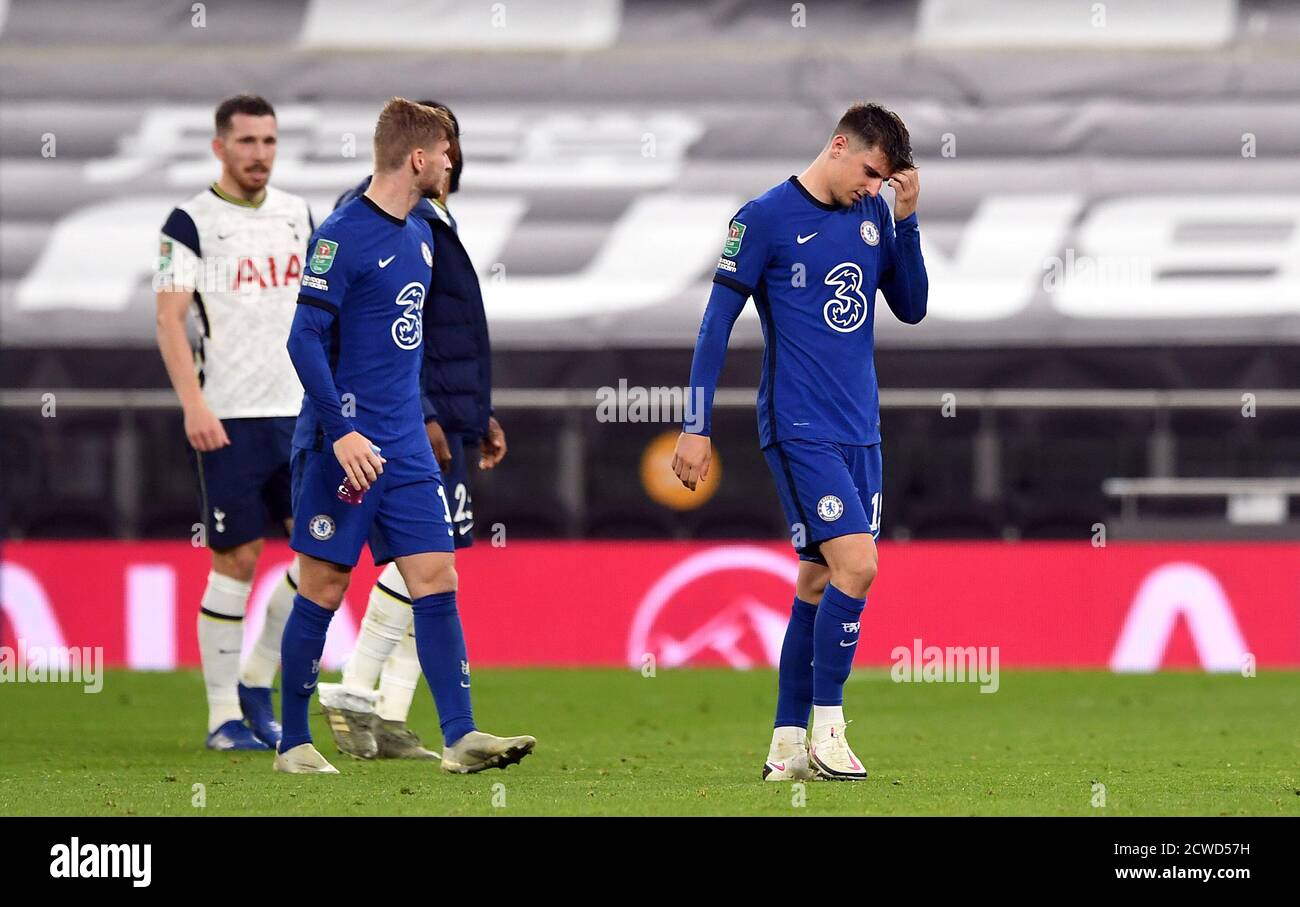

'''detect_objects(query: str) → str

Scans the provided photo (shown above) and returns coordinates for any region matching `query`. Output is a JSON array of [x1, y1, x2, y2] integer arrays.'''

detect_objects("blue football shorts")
[[289, 445, 454, 567], [762, 439, 883, 564], [443, 432, 476, 549]]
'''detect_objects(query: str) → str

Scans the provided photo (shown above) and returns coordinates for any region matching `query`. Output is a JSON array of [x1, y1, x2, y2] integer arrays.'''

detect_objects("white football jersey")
[[157, 184, 312, 419]]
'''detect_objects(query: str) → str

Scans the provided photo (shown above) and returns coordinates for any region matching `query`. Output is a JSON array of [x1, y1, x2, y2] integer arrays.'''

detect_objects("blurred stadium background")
[[2, 0, 1298, 672]]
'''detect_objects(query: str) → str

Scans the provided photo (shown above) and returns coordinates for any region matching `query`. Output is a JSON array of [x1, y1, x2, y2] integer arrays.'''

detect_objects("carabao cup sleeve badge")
[[309, 239, 339, 274]]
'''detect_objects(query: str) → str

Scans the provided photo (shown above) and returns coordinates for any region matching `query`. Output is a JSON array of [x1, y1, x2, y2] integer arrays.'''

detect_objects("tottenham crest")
[[817, 495, 844, 522], [860, 220, 880, 246], [309, 514, 336, 541]]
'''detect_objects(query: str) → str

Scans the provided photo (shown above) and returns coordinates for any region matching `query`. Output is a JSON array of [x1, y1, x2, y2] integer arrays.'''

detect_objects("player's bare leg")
[[395, 551, 535, 773], [200, 538, 269, 750], [764, 559, 830, 780], [274, 553, 350, 774], [805, 533, 876, 780]]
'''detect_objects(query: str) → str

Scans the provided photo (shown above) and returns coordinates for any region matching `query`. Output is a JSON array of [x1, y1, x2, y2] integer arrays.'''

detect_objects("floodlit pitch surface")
[[1, 669, 1296, 816]]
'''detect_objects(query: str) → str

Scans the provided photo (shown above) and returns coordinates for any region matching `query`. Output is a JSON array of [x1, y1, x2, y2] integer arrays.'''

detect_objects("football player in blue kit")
[[316, 101, 508, 762], [672, 103, 928, 781], [276, 98, 534, 774]]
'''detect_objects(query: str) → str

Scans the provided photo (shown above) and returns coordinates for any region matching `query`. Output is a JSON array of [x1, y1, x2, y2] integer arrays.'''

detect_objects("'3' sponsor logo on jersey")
[[391, 282, 425, 350], [822, 261, 869, 333]]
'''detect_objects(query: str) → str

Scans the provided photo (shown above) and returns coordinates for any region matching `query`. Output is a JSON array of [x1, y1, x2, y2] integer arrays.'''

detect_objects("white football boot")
[[316, 682, 379, 759], [762, 727, 815, 781], [374, 719, 441, 760], [808, 721, 868, 781], [274, 742, 340, 774], [440, 730, 536, 774]]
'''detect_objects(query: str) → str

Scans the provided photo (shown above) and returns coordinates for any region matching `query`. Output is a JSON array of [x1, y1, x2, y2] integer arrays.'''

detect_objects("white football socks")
[[376, 629, 421, 722], [239, 557, 297, 689], [342, 561, 414, 697], [812, 705, 845, 736], [770, 725, 808, 754], [198, 570, 250, 732]]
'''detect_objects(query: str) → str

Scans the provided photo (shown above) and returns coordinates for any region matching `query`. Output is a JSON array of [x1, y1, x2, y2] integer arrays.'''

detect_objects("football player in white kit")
[[154, 95, 312, 750]]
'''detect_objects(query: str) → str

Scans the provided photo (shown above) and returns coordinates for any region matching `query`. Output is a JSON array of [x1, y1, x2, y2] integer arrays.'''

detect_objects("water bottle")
[[337, 445, 383, 505]]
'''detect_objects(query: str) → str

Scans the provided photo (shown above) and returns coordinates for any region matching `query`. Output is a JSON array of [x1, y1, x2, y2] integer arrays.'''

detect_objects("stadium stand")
[[2, 0, 1298, 541]]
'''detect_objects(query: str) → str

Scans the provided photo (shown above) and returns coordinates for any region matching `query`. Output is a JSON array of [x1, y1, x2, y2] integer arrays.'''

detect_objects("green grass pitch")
[[2, 669, 1297, 816]]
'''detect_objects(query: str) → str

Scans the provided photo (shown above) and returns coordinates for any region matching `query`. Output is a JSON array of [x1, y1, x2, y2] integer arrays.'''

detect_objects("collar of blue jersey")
[[359, 193, 406, 226], [788, 175, 842, 212]]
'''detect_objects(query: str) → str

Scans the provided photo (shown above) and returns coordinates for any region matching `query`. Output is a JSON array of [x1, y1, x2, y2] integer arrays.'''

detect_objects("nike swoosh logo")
[[217, 649, 240, 655], [458, 521, 474, 536], [216, 232, 234, 240], [302, 682, 317, 691], [460, 681, 471, 688], [378, 255, 396, 268], [770, 762, 786, 771], [839, 639, 858, 647], [796, 232, 818, 244]]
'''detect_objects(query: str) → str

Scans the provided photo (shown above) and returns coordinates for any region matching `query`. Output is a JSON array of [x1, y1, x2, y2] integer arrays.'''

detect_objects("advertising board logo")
[[626, 545, 798, 669]]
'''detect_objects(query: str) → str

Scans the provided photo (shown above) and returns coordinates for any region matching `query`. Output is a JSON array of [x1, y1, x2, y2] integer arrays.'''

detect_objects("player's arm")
[[155, 291, 228, 451], [673, 280, 748, 490], [286, 301, 385, 491], [422, 394, 453, 474], [478, 416, 506, 470], [476, 306, 505, 470], [673, 205, 765, 491], [289, 231, 385, 490], [414, 223, 455, 473], [154, 210, 228, 451], [879, 168, 928, 324]]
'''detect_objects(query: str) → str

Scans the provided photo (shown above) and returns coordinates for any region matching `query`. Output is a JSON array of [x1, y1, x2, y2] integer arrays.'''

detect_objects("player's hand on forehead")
[[885, 165, 917, 187], [885, 166, 920, 219]]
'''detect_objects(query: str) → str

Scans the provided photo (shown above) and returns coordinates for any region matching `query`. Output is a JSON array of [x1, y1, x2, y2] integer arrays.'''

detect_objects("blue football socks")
[[812, 583, 866, 707], [774, 596, 818, 728], [411, 591, 477, 746], [278, 594, 334, 753]]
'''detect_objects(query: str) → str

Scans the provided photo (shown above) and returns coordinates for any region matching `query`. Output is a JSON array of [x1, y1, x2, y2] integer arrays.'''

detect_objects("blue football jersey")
[[713, 176, 926, 448], [293, 195, 435, 458]]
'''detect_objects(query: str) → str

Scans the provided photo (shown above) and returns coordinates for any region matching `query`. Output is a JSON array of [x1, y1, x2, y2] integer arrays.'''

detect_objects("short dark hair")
[[417, 98, 462, 194], [416, 99, 459, 137], [215, 94, 276, 135], [833, 102, 913, 172]]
